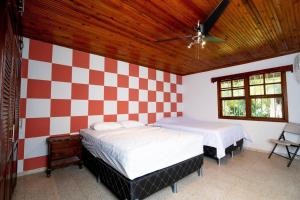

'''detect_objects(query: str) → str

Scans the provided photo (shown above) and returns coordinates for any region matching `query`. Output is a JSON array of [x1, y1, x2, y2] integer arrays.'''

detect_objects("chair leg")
[[268, 144, 278, 159], [269, 131, 285, 159], [287, 147, 300, 167], [286, 146, 292, 159]]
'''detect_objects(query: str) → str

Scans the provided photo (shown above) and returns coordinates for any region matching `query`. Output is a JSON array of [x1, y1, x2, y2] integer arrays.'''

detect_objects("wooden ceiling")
[[22, 0, 300, 75]]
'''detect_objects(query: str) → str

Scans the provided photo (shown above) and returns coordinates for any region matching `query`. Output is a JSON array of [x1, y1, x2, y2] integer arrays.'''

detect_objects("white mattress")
[[80, 126, 203, 180], [154, 117, 250, 159]]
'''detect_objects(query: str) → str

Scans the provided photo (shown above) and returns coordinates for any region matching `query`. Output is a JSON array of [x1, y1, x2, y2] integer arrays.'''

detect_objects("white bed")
[[80, 126, 204, 180], [154, 117, 250, 159]]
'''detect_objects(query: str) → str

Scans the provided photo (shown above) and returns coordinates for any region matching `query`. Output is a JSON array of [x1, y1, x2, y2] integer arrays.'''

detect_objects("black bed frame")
[[203, 138, 244, 164], [83, 147, 204, 200]]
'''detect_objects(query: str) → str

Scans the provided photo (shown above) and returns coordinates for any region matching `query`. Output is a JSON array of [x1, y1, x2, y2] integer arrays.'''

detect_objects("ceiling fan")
[[156, 0, 230, 49]]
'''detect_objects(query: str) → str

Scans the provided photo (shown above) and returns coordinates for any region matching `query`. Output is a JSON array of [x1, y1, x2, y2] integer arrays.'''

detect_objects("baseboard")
[[17, 167, 46, 177], [244, 146, 300, 159], [244, 146, 269, 153]]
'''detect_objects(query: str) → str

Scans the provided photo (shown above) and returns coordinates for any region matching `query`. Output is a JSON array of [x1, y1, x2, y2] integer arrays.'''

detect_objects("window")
[[220, 79, 246, 117], [212, 66, 292, 122]]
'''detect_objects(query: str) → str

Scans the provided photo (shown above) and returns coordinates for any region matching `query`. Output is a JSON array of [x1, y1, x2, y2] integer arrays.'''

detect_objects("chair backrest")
[[284, 123, 300, 135]]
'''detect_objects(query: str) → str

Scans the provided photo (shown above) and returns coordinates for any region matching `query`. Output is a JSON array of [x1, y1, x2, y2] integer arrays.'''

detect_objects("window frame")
[[212, 66, 292, 122]]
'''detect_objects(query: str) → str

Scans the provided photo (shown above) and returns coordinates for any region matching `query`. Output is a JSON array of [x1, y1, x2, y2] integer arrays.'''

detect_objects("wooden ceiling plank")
[[243, 0, 277, 52]]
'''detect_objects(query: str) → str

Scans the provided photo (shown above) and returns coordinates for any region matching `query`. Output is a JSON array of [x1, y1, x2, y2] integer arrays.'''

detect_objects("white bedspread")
[[154, 117, 250, 159], [80, 126, 203, 180]]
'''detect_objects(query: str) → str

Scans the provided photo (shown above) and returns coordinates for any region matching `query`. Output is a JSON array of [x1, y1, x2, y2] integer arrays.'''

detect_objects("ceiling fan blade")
[[203, 0, 230, 35], [155, 35, 193, 43], [203, 36, 224, 43]]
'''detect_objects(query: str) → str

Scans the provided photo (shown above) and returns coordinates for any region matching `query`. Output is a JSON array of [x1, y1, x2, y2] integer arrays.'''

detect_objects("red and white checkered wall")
[[18, 38, 183, 173]]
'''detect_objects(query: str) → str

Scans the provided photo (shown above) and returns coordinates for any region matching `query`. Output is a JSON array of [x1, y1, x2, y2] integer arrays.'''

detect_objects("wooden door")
[[2, 14, 14, 200], [0, 7, 9, 200], [0, 0, 21, 199]]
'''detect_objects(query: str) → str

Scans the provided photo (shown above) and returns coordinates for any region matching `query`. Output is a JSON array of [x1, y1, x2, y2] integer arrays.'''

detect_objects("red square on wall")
[[117, 101, 128, 114], [24, 156, 47, 171], [139, 78, 148, 90], [129, 114, 139, 121], [177, 94, 182, 102], [25, 118, 50, 138], [148, 68, 156, 80], [20, 98, 26, 118], [89, 70, 104, 85], [27, 79, 51, 99], [177, 112, 183, 117], [176, 75, 182, 85], [171, 103, 177, 112], [71, 116, 88, 132], [51, 99, 71, 117], [104, 86, 117, 100], [148, 91, 156, 102], [129, 89, 139, 101], [73, 50, 89, 68], [156, 102, 163, 112], [156, 81, 163, 91], [88, 100, 103, 115], [104, 115, 117, 122], [52, 64, 72, 82], [164, 112, 171, 117], [164, 92, 170, 102], [29, 39, 52, 62], [118, 75, 129, 88], [105, 58, 117, 73], [21, 59, 28, 78], [164, 72, 170, 82], [18, 139, 24, 160], [129, 64, 139, 77], [139, 102, 148, 113], [171, 84, 177, 93], [72, 83, 89, 99], [148, 113, 156, 124]]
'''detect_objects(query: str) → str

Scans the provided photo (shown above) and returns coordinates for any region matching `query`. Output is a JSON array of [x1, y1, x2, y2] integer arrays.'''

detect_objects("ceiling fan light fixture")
[[201, 40, 206, 48]]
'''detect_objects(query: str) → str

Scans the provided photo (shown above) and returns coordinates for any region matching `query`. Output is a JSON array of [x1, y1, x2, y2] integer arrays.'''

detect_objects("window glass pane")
[[222, 99, 246, 117], [233, 89, 244, 97], [221, 90, 232, 97], [250, 74, 263, 85], [266, 84, 282, 95], [251, 98, 283, 118], [265, 72, 281, 84], [233, 79, 244, 87], [221, 81, 231, 89], [250, 85, 264, 95]]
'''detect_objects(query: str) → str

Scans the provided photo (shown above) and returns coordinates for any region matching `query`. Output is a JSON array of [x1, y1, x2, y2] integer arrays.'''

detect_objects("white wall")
[[183, 53, 300, 152]]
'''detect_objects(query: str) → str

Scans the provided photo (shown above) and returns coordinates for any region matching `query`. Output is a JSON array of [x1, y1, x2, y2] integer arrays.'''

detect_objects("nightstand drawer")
[[51, 147, 81, 160], [51, 140, 80, 149]]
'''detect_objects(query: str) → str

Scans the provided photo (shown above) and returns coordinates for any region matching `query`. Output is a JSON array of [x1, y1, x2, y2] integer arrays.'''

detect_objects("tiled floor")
[[13, 150, 300, 200]]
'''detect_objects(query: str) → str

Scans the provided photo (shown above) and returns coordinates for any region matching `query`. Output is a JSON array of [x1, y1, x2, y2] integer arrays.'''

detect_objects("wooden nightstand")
[[46, 134, 83, 177]]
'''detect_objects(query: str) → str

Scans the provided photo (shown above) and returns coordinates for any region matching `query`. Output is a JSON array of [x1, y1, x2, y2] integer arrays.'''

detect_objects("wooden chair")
[[268, 123, 300, 167]]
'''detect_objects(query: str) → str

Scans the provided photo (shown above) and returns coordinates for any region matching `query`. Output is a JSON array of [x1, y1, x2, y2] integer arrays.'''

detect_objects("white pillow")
[[120, 120, 145, 128], [91, 122, 122, 131]]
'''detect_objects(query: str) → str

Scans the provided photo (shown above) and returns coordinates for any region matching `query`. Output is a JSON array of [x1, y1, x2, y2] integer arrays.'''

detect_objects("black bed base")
[[83, 147, 203, 200], [203, 139, 244, 164]]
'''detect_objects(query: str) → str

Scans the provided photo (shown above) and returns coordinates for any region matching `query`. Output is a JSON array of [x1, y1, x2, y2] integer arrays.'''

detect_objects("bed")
[[154, 117, 250, 164], [80, 125, 204, 200]]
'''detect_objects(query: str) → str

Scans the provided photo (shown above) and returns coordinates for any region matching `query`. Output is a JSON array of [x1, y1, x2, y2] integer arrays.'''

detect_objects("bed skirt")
[[203, 138, 244, 160], [82, 147, 203, 200]]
